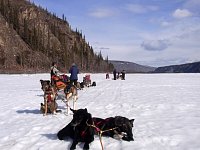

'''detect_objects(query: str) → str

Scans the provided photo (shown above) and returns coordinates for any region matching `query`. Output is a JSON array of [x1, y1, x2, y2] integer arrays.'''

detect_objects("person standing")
[[106, 73, 109, 79], [113, 68, 117, 80], [69, 63, 79, 86], [121, 70, 126, 80], [50, 62, 60, 85]]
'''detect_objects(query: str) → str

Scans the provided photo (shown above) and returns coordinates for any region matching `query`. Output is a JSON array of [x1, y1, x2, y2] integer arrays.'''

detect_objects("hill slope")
[[0, 0, 113, 73], [153, 61, 200, 73], [109, 60, 156, 73]]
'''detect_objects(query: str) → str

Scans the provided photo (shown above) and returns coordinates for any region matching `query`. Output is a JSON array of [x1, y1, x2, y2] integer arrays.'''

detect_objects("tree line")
[[0, 0, 114, 72]]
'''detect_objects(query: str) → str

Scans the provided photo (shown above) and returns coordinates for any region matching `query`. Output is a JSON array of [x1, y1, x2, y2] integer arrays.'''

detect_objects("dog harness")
[[47, 94, 53, 103], [93, 118, 111, 131], [45, 87, 54, 103], [86, 118, 118, 150]]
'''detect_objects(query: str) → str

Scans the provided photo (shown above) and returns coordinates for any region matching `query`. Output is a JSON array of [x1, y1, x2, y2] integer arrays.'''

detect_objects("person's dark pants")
[[113, 74, 116, 80], [65, 79, 77, 93], [51, 77, 54, 85], [70, 79, 78, 86], [122, 73, 125, 80]]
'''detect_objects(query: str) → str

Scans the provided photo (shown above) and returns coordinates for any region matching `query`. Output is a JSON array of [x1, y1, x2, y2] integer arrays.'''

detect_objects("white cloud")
[[125, 4, 158, 14], [161, 21, 171, 27], [173, 9, 192, 18], [89, 8, 115, 18], [141, 39, 171, 51]]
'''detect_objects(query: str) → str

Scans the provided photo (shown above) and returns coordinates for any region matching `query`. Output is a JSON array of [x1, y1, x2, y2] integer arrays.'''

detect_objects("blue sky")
[[30, 0, 200, 67]]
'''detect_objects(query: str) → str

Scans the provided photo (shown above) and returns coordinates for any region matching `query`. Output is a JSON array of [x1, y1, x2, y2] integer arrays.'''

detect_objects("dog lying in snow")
[[92, 116, 134, 141], [57, 108, 94, 150]]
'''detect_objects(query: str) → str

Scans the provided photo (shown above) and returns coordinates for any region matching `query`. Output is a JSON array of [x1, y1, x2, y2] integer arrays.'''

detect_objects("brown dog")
[[40, 84, 57, 115], [40, 80, 51, 92]]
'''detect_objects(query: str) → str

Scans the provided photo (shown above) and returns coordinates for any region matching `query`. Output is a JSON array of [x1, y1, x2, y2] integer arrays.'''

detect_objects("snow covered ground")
[[0, 73, 200, 150]]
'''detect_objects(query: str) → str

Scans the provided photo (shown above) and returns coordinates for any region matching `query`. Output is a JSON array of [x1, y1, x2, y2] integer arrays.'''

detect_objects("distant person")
[[113, 69, 117, 80], [121, 70, 126, 80], [69, 63, 79, 86], [106, 73, 109, 79]]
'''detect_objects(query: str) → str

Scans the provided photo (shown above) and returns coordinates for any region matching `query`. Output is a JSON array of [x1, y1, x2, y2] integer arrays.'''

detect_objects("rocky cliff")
[[0, 0, 113, 73]]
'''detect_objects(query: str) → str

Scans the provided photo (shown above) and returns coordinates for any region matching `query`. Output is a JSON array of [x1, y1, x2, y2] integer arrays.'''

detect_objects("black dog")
[[57, 108, 94, 150], [92, 116, 134, 141]]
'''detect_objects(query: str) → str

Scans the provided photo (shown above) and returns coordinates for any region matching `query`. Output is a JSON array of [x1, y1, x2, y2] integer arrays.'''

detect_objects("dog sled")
[[51, 74, 69, 90], [83, 74, 91, 87]]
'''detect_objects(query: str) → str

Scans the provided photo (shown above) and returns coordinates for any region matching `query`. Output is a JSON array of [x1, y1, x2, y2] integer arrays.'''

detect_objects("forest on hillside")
[[0, 0, 113, 73]]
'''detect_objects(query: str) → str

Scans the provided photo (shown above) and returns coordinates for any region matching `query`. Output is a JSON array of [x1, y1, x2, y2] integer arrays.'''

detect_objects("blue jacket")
[[69, 65, 79, 80]]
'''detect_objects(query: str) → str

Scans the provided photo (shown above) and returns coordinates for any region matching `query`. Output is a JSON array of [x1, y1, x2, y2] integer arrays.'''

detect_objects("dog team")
[[40, 62, 79, 115], [40, 62, 134, 149]]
